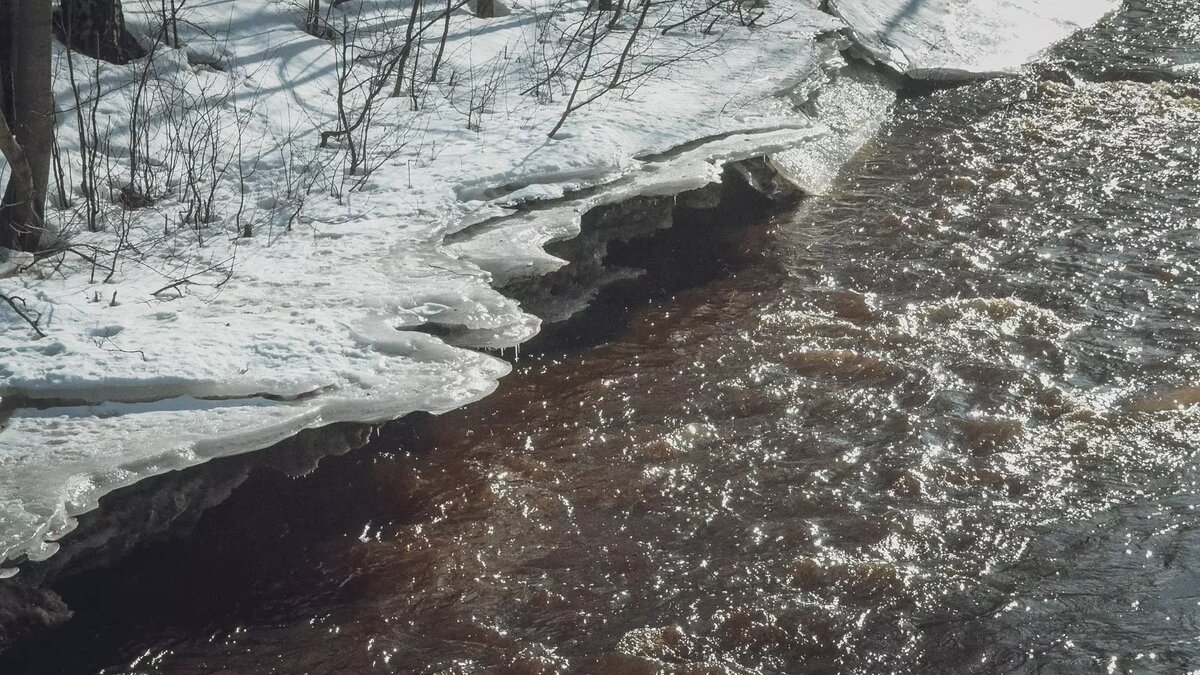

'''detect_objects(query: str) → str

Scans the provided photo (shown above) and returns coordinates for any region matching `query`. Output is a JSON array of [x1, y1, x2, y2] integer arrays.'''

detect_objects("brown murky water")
[[6, 4, 1200, 673]]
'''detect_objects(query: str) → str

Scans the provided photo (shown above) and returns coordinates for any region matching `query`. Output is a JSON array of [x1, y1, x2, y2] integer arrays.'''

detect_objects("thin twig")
[[0, 293, 46, 337]]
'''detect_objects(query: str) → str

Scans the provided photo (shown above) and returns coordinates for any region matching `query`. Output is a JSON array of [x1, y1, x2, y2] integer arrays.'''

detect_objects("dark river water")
[[6, 3, 1200, 673]]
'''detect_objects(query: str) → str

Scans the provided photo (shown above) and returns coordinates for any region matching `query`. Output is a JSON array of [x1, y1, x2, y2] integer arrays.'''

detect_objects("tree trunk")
[[54, 0, 145, 64], [304, 0, 322, 37], [475, 0, 494, 18], [0, 0, 55, 252]]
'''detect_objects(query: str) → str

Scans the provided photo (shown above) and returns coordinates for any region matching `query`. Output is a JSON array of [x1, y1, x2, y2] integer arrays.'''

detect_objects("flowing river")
[[5, 3, 1200, 673]]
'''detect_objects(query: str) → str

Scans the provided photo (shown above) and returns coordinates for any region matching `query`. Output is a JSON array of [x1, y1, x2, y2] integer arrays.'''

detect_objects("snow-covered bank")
[[0, 0, 846, 575], [829, 0, 1121, 79], [0, 0, 1116, 577]]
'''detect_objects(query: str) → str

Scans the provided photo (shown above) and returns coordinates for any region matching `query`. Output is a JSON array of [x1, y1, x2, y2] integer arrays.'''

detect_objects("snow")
[[829, 0, 1121, 79], [0, 0, 1116, 574]]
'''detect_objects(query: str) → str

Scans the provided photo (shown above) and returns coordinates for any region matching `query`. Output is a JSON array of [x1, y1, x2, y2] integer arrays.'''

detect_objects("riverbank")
[[0, 0, 1119, 649], [0, 163, 789, 650]]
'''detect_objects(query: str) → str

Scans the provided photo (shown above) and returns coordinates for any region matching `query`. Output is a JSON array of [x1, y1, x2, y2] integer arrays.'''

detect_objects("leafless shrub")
[[452, 55, 508, 132], [318, 0, 458, 180], [62, 37, 104, 233], [529, 0, 706, 138], [320, 12, 400, 178]]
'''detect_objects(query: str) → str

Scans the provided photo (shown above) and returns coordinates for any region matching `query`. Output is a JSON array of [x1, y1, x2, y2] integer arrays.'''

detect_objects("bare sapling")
[[320, 3, 443, 180], [62, 37, 103, 233], [544, 0, 666, 138], [429, 0, 453, 82], [389, 0, 424, 98]]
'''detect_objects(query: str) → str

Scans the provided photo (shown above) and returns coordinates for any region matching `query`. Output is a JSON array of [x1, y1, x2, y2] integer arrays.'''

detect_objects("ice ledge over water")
[[830, 0, 1121, 79]]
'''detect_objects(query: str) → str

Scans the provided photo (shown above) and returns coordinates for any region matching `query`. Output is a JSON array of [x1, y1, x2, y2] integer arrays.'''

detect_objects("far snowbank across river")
[[0, 0, 1116, 575]]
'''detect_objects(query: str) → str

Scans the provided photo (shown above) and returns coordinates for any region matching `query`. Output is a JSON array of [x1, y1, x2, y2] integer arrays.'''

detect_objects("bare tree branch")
[[0, 292, 46, 337]]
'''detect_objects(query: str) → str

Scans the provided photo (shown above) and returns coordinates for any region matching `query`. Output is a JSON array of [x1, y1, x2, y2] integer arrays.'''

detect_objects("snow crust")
[[830, 0, 1121, 79], [0, 0, 1116, 573]]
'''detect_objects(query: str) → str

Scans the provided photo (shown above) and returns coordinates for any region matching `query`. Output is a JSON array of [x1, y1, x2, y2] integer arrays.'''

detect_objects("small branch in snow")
[[151, 279, 194, 298], [0, 293, 47, 338], [92, 335, 147, 362]]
